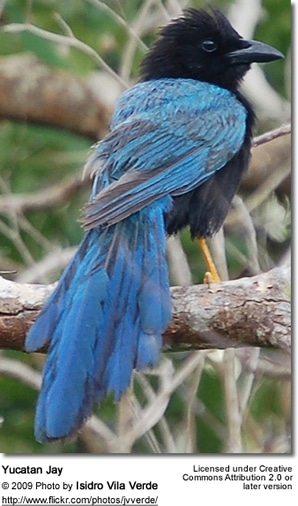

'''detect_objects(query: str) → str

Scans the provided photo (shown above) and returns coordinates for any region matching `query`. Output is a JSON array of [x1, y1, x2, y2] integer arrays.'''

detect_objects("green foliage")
[[255, 0, 291, 96], [0, 122, 89, 265]]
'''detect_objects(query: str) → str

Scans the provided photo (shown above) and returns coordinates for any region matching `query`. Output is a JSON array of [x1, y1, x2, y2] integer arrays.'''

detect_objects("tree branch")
[[0, 174, 88, 215], [0, 54, 122, 140], [243, 128, 291, 203], [0, 265, 291, 354], [3, 22, 127, 88], [253, 122, 291, 147]]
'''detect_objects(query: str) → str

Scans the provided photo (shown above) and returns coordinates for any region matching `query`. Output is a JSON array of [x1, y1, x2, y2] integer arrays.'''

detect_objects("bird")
[[25, 7, 283, 442]]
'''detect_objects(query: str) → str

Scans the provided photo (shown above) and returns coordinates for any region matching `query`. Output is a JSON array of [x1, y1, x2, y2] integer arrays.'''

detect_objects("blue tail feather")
[[25, 199, 172, 442], [138, 211, 171, 334]]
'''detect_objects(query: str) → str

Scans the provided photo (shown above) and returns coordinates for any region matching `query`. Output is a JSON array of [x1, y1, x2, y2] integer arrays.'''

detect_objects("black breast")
[[165, 99, 254, 238]]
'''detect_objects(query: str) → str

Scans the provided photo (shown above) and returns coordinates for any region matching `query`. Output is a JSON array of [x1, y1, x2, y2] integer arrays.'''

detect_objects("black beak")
[[227, 39, 284, 64]]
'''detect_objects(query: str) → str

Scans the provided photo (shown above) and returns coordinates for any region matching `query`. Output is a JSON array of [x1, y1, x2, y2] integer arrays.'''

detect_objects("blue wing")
[[82, 78, 247, 229], [25, 77, 248, 441]]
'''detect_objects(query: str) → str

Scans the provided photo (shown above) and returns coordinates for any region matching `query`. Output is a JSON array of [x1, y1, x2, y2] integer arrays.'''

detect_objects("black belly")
[[166, 142, 251, 238]]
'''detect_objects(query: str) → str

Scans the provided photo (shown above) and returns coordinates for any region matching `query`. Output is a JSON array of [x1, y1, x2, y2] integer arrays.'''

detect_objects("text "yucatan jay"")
[[25, 8, 283, 442]]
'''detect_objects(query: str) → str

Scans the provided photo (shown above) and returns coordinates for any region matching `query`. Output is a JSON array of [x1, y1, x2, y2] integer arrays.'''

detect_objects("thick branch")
[[0, 265, 291, 353], [0, 54, 121, 140]]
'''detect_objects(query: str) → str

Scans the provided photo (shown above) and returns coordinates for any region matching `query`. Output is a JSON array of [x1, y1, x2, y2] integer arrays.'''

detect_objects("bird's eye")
[[201, 39, 217, 52]]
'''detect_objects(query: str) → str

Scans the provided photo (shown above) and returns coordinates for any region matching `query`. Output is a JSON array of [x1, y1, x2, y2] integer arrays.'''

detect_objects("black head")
[[140, 8, 283, 91]]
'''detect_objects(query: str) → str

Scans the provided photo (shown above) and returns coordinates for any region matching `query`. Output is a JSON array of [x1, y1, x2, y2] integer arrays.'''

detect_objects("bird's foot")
[[197, 237, 221, 284]]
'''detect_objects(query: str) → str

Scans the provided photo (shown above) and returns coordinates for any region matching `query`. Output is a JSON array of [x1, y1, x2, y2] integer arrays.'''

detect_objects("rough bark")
[[0, 265, 291, 354]]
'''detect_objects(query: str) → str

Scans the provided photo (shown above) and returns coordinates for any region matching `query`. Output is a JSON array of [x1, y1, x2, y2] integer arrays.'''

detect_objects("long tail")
[[25, 203, 171, 442]]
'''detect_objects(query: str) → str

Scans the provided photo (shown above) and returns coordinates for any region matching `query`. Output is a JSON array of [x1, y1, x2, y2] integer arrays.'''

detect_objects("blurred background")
[[0, 0, 291, 453]]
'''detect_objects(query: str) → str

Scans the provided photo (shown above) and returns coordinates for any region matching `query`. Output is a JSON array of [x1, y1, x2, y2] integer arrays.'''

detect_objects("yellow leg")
[[197, 237, 221, 283]]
